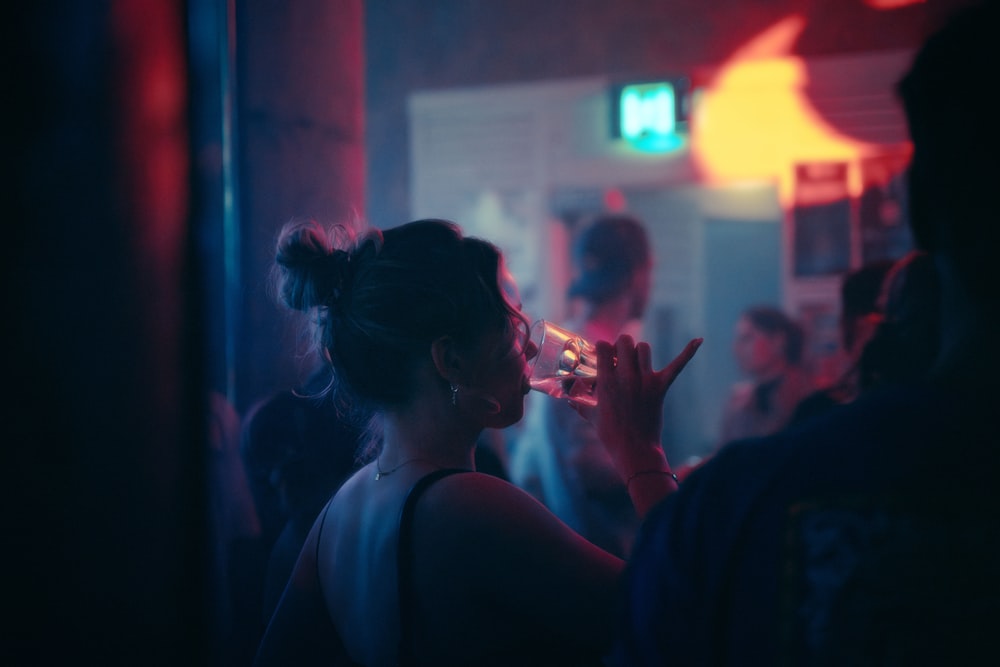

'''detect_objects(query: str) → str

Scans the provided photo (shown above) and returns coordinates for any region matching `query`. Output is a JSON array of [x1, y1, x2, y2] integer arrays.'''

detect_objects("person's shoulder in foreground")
[[611, 375, 998, 666]]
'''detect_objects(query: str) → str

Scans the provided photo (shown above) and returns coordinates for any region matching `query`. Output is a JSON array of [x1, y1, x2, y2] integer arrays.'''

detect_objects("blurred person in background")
[[790, 259, 894, 424], [509, 213, 653, 557], [717, 304, 814, 445], [241, 364, 364, 623]]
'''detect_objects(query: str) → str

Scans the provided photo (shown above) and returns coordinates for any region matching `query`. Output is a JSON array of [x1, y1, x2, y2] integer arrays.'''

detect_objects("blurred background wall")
[[232, 0, 977, 454], [363, 0, 973, 464], [227, 0, 980, 415]]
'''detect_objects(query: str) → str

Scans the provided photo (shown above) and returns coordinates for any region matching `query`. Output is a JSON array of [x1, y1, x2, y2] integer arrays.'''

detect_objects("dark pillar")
[[235, 0, 366, 410], [8, 0, 206, 663]]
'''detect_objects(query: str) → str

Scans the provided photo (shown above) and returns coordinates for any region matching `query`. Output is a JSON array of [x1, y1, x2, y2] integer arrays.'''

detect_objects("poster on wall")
[[859, 153, 913, 264], [792, 162, 851, 278]]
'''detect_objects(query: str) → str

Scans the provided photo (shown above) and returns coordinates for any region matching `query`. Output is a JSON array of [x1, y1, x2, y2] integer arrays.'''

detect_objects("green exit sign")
[[621, 82, 675, 137], [612, 79, 689, 153]]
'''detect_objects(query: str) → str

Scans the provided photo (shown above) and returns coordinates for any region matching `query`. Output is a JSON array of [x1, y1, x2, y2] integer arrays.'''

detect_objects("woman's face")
[[469, 262, 537, 428], [732, 316, 786, 379]]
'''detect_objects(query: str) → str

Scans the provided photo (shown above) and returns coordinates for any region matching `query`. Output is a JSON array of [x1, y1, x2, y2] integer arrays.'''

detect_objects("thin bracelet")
[[626, 469, 680, 489]]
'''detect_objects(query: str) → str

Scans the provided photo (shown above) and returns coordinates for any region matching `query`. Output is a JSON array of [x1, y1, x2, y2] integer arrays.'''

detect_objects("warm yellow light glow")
[[690, 14, 909, 207]]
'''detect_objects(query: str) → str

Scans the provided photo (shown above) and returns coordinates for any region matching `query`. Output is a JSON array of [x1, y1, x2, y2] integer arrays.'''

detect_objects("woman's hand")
[[573, 335, 703, 484]]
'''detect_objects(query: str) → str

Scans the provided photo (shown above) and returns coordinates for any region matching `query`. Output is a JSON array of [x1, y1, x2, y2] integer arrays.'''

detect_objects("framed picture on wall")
[[792, 162, 852, 277]]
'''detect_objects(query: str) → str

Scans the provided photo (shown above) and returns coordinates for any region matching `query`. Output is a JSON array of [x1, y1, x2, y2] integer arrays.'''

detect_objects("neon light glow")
[[621, 83, 675, 137], [689, 14, 910, 207], [618, 82, 685, 153]]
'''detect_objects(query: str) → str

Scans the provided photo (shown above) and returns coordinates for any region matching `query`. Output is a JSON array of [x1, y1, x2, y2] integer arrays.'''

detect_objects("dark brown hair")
[[274, 218, 527, 415]]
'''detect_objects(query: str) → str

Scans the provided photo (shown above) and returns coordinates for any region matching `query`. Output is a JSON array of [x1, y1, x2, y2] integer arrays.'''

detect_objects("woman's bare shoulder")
[[423, 471, 554, 525], [416, 471, 618, 566], [411, 471, 622, 650]]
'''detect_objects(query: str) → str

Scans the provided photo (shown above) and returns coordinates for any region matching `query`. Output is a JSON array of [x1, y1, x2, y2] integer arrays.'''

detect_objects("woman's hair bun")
[[275, 220, 355, 312]]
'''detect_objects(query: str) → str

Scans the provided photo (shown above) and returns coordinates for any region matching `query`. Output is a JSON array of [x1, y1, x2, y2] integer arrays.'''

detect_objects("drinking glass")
[[527, 320, 599, 407]]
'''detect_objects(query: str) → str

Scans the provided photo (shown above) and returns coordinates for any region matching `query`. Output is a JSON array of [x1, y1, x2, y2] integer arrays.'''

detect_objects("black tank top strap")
[[397, 468, 470, 665], [314, 495, 336, 589]]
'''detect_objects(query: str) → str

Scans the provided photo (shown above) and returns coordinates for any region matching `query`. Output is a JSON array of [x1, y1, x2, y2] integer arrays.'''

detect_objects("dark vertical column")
[[235, 0, 366, 409], [7, 0, 206, 664]]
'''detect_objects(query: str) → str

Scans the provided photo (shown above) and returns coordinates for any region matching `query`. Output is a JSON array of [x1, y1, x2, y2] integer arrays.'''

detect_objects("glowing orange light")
[[690, 15, 905, 207], [604, 187, 627, 212], [864, 0, 924, 9]]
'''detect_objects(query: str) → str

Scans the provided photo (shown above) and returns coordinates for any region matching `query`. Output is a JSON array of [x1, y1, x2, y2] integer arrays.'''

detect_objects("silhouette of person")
[[858, 250, 942, 392], [790, 259, 894, 424], [241, 364, 364, 622]]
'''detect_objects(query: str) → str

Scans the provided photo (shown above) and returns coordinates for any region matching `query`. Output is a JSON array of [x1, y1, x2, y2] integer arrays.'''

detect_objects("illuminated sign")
[[612, 79, 689, 153]]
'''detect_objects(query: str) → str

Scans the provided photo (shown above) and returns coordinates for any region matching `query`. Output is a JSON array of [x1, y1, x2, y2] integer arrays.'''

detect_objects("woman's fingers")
[[614, 334, 638, 379], [637, 342, 653, 374], [590, 336, 703, 434], [655, 338, 703, 389], [595, 340, 618, 391]]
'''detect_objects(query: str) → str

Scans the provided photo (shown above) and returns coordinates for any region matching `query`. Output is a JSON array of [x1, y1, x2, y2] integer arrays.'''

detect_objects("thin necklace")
[[375, 456, 434, 481]]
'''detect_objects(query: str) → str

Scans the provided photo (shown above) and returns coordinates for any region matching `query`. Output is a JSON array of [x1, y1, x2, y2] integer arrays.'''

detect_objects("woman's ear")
[[430, 335, 463, 383]]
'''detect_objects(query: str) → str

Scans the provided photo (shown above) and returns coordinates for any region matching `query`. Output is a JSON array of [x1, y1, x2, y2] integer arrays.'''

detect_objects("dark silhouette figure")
[[858, 250, 942, 392], [206, 392, 263, 667], [790, 259, 894, 424], [241, 365, 364, 622]]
